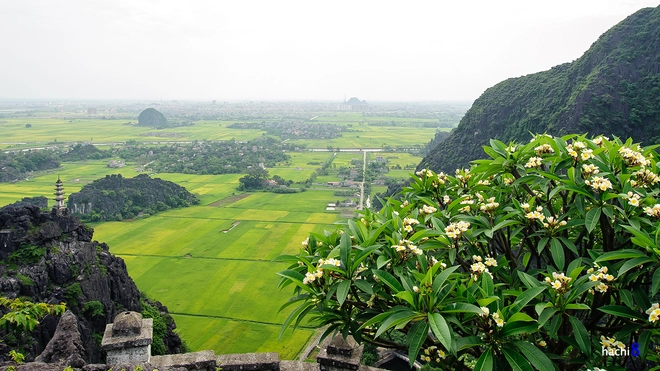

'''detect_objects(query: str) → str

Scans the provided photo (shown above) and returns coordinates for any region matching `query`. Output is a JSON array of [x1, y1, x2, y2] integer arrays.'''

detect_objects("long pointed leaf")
[[407, 321, 428, 368], [428, 313, 452, 351]]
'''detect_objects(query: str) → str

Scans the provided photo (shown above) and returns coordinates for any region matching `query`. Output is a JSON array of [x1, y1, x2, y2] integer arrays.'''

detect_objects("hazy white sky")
[[1, 0, 658, 102]]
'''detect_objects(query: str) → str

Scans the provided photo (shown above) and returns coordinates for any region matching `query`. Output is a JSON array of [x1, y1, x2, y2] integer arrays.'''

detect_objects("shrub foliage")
[[277, 134, 660, 370]]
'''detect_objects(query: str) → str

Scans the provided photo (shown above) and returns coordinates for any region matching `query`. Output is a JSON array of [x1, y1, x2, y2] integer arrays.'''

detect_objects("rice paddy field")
[[94, 188, 341, 358], [0, 113, 448, 150], [0, 108, 446, 359]]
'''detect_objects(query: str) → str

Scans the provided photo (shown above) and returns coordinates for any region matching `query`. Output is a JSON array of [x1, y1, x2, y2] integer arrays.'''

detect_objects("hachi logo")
[[601, 335, 640, 357]]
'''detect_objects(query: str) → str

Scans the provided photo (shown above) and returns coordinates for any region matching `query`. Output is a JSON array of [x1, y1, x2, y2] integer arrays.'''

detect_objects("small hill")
[[137, 107, 168, 128], [61, 144, 112, 161], [420, 5, 660, 173], [67, 174, 199, 221]]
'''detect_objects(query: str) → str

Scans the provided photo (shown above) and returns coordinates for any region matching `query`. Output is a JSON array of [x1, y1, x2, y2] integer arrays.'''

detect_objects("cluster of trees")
[[238, 168, 295, 192], [228, 121, 345, 140], [67, 174, 199, 221], [1, 196, 48, 209], [61, 144, 112, 161], [0, 151, 60, 182], [278, 134, 660, 370], [118, 138, 295, 175]]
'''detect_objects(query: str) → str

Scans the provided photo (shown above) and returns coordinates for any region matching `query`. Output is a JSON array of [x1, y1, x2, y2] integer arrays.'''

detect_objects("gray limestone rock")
[[35, 310, 86, 368]]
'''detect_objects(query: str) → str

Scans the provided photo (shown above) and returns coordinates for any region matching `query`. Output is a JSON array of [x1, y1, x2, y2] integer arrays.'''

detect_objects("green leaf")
[[374, 309, 418, 338], [507, 286, 546, 316], [598, 305, 646, 320], [537, 307, 557, 327], [502, 346, 534, 371], [639, 330, 651, 358], [441, 302, 483, 314], [407, 321, 428, 368], [373, 270, 403, 293], [279, 301, 313, 339], [584, 207, 601, 234], [517, 271, 542, 289], [354, 279, 373, 295], [513, 341, 555, 371], [428, 313, 452, 351], [652, 268, 660, 297], [395, 291, 415, 307], [337, 280, 351, 306], [432, 265, 459, 293], [474, 347, 494, 371], [277, 270, 313, 293], [595, 249, 648, 262], [568, 315, 591, 356], [549, 238, 564, 270], [340, 232, 351, 271], [501, 320, 539, 338], [617, 256, 654, 277], [456, 335, 483, 351]]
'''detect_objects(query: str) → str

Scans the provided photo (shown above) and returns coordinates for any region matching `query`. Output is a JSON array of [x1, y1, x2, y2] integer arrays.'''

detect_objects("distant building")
[[338, 97, 368, 111], [87, 107, 98, 115]]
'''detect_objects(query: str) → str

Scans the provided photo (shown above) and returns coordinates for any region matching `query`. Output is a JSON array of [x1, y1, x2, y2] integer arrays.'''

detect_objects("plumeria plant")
[[276, 134, 660, 371]]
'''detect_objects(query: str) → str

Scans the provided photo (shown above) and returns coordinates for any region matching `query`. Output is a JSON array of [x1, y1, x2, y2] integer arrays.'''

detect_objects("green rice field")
[[0, 113, 448, 149], [0, 109, 440, 358]]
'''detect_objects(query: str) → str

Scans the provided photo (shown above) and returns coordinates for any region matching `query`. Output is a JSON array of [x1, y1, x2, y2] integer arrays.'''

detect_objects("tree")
[[0, 297, 66, 348], [238, 168, 269, 191], [277, 134, 660, 370]]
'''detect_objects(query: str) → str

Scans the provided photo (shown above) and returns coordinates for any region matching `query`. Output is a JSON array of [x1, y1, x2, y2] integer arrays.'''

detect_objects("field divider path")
[[169, 312, 315, 329], [117, 253, 279, 262]]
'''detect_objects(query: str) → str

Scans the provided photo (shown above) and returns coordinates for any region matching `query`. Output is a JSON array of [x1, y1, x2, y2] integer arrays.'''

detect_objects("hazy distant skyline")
[[1, 1, 658, 102]]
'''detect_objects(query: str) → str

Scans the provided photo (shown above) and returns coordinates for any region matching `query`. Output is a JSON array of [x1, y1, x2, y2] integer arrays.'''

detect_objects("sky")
[[1, 0, 658, 102]]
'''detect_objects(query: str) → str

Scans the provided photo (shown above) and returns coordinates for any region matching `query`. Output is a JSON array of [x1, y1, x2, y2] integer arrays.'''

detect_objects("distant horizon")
[[0, 98, 475, 104]]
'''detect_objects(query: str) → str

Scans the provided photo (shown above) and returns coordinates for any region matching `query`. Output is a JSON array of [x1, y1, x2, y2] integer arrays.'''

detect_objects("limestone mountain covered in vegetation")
[[67, 174, 199, 221], [420, 5, 660, 173], [0, 205, 182, 363], [137, 107, 168, 128]]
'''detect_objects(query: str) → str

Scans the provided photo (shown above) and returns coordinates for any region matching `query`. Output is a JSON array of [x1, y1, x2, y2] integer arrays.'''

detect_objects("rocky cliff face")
[[0, 205, 182, 363], [420, 5, 660, 173]]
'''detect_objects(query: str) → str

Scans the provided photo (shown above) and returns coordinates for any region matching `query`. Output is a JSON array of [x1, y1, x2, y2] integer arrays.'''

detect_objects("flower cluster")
[[393, 239, 422, 256], [567, 141, 594, 161], [647, 303, 660, 323], [506, 145, 517, 154], [441, 195, 452, 205], [631, 168, 660, 188], [459, 196, 474, 213], [421, 346, 446, 363], [477, 194, 499, 213], [643, 204, 660, 219], [445, 221, 470, 239], [535, 143, 555, 155], [624, 191, 641, 207], [477, 179, 491, 186], [455, 169, 472, 187], [525, 156, 543, 168], [420, 204, 437, 215], [542, 216, 567, 231], [585, 176, 612, 192], [303, 258, 342, 284], [525, 206, 546, 222], [587, 264, 614, 293], [545, 271, 572, 293], [600, 335, 626, 355], [619, 146, 650, 167], [403, 217, 420, 232], [593, 136, 608, 146], [581, 163, 600, 177], [416, 168, 434, 178], [478, 307, 504, 327], [470, 255, 496, 281]]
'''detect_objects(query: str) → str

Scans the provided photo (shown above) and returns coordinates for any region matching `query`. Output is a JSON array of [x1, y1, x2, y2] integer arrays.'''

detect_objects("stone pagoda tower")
[[54, 176, 66, 213]]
